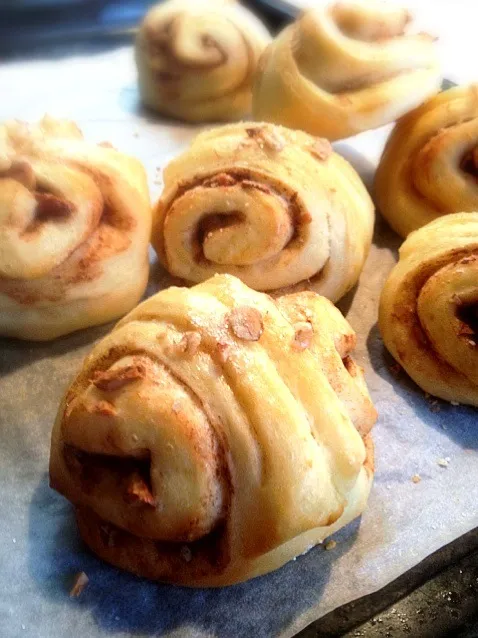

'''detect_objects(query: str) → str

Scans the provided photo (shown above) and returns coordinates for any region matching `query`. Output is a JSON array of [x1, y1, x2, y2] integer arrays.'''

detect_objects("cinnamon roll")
[[50, 273, 376, 586], [135, 0, 271, 122], [379, 213, 478, 406], [375, 85, 478, 237], [252, 1, 441, 140], [152, 122, 374, 302], [0, 116, 151, 341]]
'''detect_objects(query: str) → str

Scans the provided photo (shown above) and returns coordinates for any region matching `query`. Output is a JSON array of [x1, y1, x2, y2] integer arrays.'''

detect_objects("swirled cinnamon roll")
[[0, 116, 151, 341], [50, 274, 376, 586], [252, 1, 441, 140], [379, 213, 478, 406], [375, 85, 478, 237], [135, 0, 270, 122], [152, 122, 374, 302]]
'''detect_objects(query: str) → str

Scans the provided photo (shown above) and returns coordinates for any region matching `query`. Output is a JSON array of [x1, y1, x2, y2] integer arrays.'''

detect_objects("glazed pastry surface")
[[376, 85, 478, 237], [0, 116, 151, 341], [152, 122, 374, 303], [380, 213, 478, 406], [135, 0, 271, 122], [253, 1, 441, 140], [50, 274, 377, 586]]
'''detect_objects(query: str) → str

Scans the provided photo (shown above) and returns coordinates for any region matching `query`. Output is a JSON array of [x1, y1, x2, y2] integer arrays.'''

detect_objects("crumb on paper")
[[133, 131, 139, 138], [69, 572, 89, 597], [324, 539, 337, 551], [389, 362, 402, 377], [180, 545, 193, 562], [411, 474, 421, 484], [437, 458, 449, 468]]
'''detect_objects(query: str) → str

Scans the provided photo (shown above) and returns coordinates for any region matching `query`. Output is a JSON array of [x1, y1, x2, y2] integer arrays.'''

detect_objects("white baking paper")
[[0, 39, 477, 638]]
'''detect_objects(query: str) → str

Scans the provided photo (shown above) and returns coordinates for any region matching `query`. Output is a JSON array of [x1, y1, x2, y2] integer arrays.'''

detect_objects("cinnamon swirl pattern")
[[135, 0, 271, 122], [50, 274, 376, 586], [375, 85, 478, 237], [252, 1, 441, 140], [152, 122, 374, 302], [379, 213, 478, 406], [0, 116, 151, 341]]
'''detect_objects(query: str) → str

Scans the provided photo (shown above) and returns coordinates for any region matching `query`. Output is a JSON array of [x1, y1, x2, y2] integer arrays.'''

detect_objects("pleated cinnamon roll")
[[0, 116, 151, 341], [50, 274, 376, 586], [135, 0, 270, 122], [375, 85, 478, 237], [380, 213, 478, 406], [252, 1, 441, 140], [152, 122, 374, 302]]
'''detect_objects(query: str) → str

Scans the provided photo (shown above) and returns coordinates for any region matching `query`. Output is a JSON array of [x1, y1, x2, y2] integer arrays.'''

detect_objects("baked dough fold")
[[135, 0, 270, 122], [379, 213, 478, 406], [152, 122, 374, 302], [0, 116, 151, 340], [253, 1, 441, 140], [375, 85, 478, 237], [50, 274, 376, 586]]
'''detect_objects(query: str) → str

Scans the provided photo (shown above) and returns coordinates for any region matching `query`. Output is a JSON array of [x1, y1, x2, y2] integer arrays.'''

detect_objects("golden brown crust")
[[0, 116, 151, 340], [252, 1, 441, 140], [152, 122, 375, 303], [375, 84, 478, 237], [50, 274, 376, 586], [135, 0, 271, 122], [379, 213, 478, 406]]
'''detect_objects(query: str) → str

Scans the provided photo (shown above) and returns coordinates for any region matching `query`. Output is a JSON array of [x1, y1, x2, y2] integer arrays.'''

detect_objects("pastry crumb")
[[217, 341, 231, 363], [93, 364, 146, 392], [411, 474, 421, 484], [228, 306, 264, 341], [178, 331, 201, 356], [437, 458, 449, 468], [324, 539, 337, 551], [93, 400, 117, 417], [245, 126, 285, 152], [124, 472, 156, 507], [69, 572, 89, 598], [450, 401, 460, 406], [172, 399, 181, 414], [309, 138, 333, 161], [292, 322, 313, 351]]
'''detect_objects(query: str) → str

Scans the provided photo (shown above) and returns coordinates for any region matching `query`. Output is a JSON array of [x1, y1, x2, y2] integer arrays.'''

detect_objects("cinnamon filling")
[[64, 445, 156, 506], [195, 211, 244, 264], [460, 147, 478, 179], [456, 303, 478, 344]]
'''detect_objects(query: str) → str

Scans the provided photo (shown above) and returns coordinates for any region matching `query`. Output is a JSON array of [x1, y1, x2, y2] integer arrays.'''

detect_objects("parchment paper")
[[1, 45, 477, 638]]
